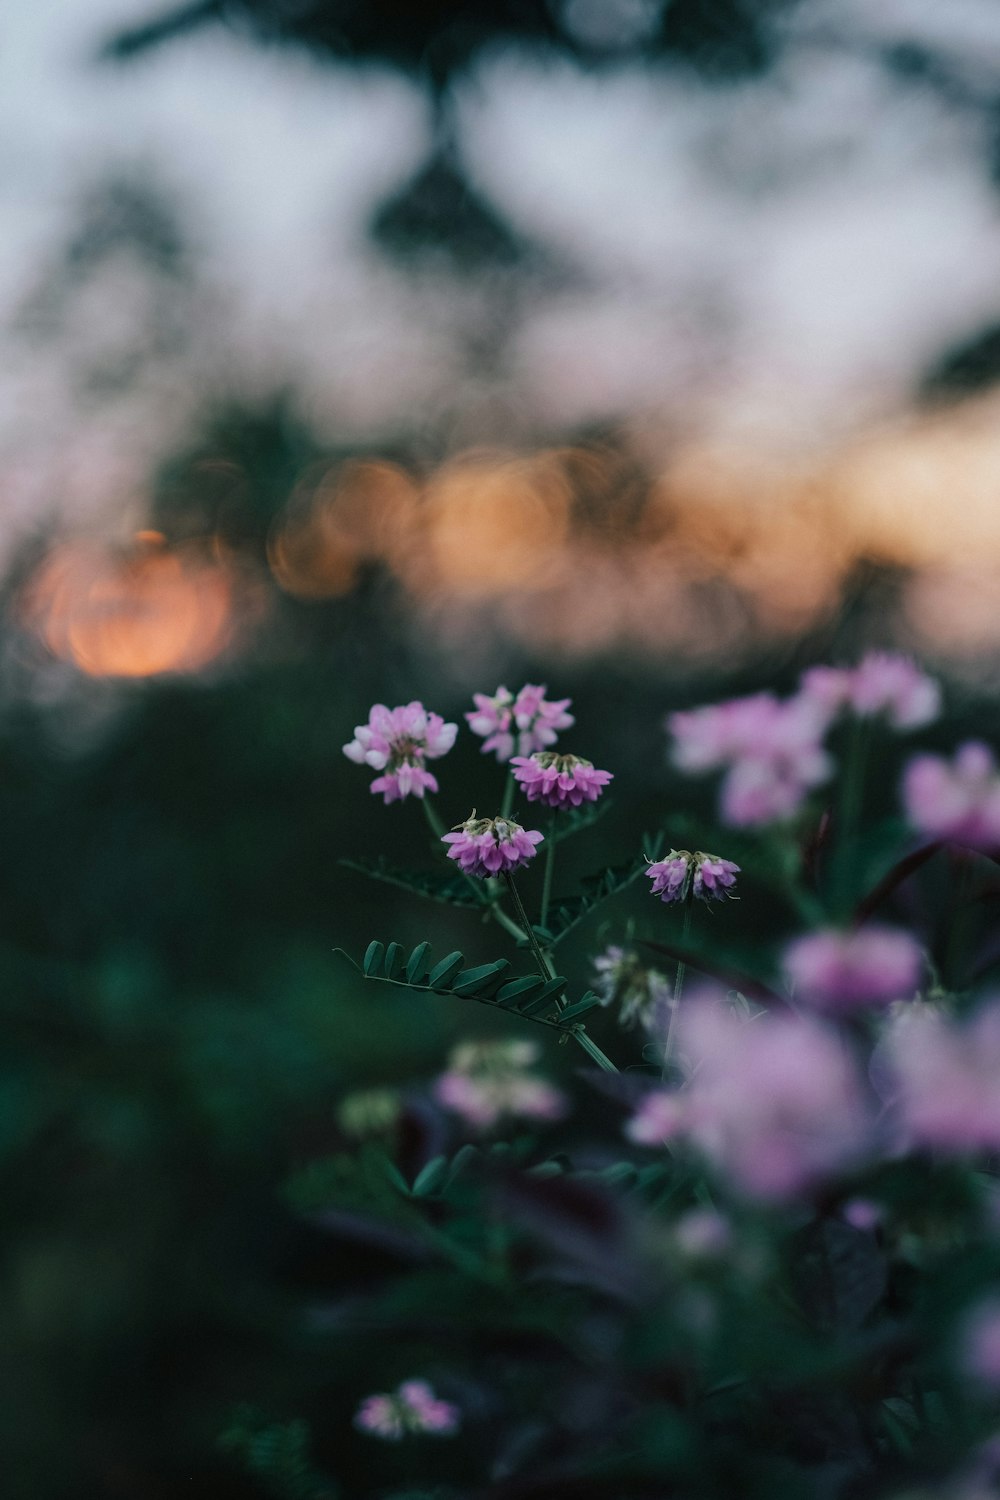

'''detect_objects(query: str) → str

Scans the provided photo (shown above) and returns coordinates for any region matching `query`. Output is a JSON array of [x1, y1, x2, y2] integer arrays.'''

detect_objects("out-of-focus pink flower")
[[442, 813, 543, 878], [343, 701, 457, 804], [959, 1299, 1000, 1390], [847, 652, 941, 728], [510, 751, 612, 809], [433, 1039, 566, 1128], [673, 1208, 732, 1259], [466, 684, 574, 763], [626, 1089, 688, 1146], [782, 925, 923, 1012], [800, 654, 940, 730], [676, 999, 873, 1200], [903, 741, 1000, 851], [355, 1379, 460, 1439], [841, 1198, 883, 1232], [593, 946, 671, 1030], [646, 849, 740, 904], [668, 691, 834, 828], [887, 999, 1000, 1152]]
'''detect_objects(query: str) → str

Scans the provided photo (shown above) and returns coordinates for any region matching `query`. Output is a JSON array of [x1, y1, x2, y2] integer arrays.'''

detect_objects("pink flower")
[[343, 701, 457, 804], [800, 654, 940, 730], [593, 946, 671, 1030], [646, 849, 740, 904], [903, 741, 1000, 851], [668, 691, 834, 828], [626, 1089, 687, 1146], [887, 999, 1000, 1152], [677, 998, 873, 1200], [466, 684, 574, 763], [441, 813, 543, 878], [782, 925, 923, 1012], [959, 1299, 1000, 1390], [433, 1039, 566, 1128], [355, 1379, 460, 1440], [510, 752, 612, 809], [846, 652, 940, 729]]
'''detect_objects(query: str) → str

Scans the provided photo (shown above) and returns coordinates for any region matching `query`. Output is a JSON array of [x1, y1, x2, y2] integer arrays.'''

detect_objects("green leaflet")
[[557, 990, 604, 1021], [362, 940, 385, 977], [405, 941, 433, 985], [495, 974, 547, 1007], [451, 959, 512, 997], [383, 941, 406, 980], [428, 951, 465, 988]]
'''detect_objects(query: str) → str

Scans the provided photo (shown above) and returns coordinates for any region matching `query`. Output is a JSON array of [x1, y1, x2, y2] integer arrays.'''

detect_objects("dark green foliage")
[[219, 1409, 336, 1499], [341, 858, 483, 910]]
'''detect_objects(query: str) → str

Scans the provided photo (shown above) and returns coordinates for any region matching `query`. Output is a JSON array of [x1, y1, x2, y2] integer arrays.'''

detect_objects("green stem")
[[421, 795, 447, 841], [831, 718, 869, 916], [540, 820, 556, 929], [662, 896, 693, 1080], [504, 871, 556, 985], [500, 769, 516, 819]]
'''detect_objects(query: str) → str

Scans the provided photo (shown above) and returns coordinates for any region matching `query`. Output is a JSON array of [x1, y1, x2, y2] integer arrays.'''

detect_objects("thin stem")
[[662, 896, 693, 1080], [420, 794, 447, 841], [504, 871, 556, 984], [500, 769, 516, 820], [831, 717, 869, 917], [491, 902, 528, 944], [540, 819, 556, 929]]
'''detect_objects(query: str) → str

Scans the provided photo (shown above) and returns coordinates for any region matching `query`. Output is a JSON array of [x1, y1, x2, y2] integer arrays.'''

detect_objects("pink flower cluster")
[[646, 849, 740, 904], [434, 1039, 566, 1128], [354, 1379, 460, 1440], [885, 998, 1000, 1152], [343, 701, 457, 804], [466, 684, 574, 763], [442, 813, 543, 878], [628, 996, 873, 1200], [782, 924, 923, 1013], [800, 652, 940, 729], [902, 741, 1000, 852], [593, 946, 671, 1030], [510, 751, 613, 809], [668, 691, 833, 827]]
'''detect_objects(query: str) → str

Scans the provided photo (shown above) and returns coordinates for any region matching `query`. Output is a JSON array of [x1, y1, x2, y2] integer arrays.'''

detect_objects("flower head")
[[903, 741, 1000, 852], [343, 701, 457, 804], [433, 1038, 566, 1128], [466, 684, 573, 763], [677, 998, 874, 1200], [355, 1379, 460, 1440], [441, 812, 543, 879], [646, 849, 740, 905], [510, 751, 612, 810], [886, 998, 1000, 1152], [668, 691, 834, 828], [782, 925, 923, 1013], [593, 945, 670, 1030], [800, 653, 940, 730]]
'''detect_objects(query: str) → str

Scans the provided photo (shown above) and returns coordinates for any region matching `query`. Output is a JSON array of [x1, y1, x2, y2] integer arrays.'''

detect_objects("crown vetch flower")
[[433, 1039, 566, 1128], [593, 945, 671, 1030], [343, 701, 457, 804], [678, 998, 873, 1200], [668, 691, 834, 828], [646, 849, 740, 904], [902, 741, 1000, 851], [355, 1379, 460, 1440], [782, 925, 923, 1012], [441, 812, 543, 878], [510, 751, 613, 809], [466, 683, 574, 763], [886, 999, 1000, 1152], [800, 653, 940, 730]]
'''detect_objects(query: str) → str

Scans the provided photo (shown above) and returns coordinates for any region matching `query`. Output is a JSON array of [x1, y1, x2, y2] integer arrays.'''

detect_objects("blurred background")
[[6, 1, 1000, 1494]]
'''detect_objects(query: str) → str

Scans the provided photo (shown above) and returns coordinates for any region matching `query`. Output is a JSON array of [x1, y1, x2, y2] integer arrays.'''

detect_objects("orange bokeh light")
[[26, 532, 236, 678]]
